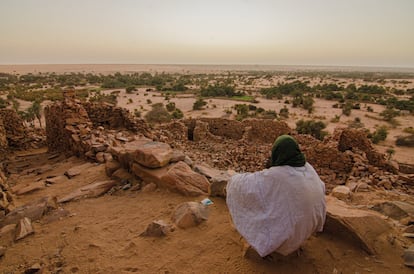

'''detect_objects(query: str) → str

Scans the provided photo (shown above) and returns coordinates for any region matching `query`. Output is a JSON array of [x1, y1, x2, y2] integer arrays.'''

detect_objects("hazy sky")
[[1, 0, 413, 67]]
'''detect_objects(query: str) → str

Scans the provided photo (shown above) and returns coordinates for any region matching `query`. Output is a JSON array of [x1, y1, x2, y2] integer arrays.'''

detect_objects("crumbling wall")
[[45, 95, 93, 156], [184, 118, 291, 143], [242, 119, 291, 143], [0, 109, 26, 148], [84, 102, 153, 139], [0, 165, 13, 216], [0, 117, 8, 154]]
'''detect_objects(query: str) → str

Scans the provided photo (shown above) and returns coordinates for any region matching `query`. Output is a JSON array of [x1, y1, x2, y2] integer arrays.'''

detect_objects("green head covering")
[[270, 135, 306, 167]]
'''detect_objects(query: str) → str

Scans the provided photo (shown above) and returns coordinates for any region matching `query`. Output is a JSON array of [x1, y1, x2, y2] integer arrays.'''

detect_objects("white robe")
[[226, 163, 326, 257]]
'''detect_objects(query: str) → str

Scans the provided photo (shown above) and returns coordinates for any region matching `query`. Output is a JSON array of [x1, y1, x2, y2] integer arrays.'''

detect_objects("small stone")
[[24, 263, 42, 274], [140, 220, 174, 237], [172, 202, 209, 229], [331, 186, 351, 201], [15, 217, 34, 241], [0, 245, 6, 257], [142, 183, 157, 192], [105, 160, 121, 177], [404, 245, 414, 267], [95, 152, 105, 163]]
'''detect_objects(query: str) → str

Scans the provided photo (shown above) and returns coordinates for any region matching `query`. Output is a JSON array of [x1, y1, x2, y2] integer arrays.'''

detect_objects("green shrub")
[[166, 102, 176, 112], [296, 119, 327, 140], [171, 108, 184, 119], [396, 135, 414, 147], [144, 104, 171, 124], [193, 98, 207, 110], [371, 126, 388, 144]]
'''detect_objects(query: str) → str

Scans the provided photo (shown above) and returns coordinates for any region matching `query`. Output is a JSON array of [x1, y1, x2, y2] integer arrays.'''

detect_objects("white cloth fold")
[[226, 163, 326, 257]]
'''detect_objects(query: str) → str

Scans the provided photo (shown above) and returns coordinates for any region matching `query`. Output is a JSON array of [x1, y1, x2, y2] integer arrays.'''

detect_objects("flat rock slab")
[[371, 201, 414, 220], [15, 217, 34, 241], [134, 141, 173, 168], [109, 138, 152, 167], [172, 202, 209, 229], [325, 196, 392, 255], [45, 175, 69, 185], [0, 197, 52, 227], [58, 180, 118, 203], [64, 162, 96, 179], [12, 181, 45, 195]]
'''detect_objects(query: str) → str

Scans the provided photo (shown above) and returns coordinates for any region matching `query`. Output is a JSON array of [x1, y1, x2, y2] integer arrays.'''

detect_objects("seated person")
[[226, 135, 326, 257]]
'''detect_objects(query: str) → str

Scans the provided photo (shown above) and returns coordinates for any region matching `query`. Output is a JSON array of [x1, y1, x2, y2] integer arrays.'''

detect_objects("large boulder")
[[371, 201, 414, 220], [194, 164, 234, 197], [133, 141, 173, 168], [109, 138, 152, 168], [324, 196, 393, 255], [161, 162, 210, 196]]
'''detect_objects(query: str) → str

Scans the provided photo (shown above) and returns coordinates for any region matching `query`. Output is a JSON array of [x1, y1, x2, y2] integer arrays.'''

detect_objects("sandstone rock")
[[109, 138, 151, 167], [134, 141, 173, 168], [15, 217, 34, 241], [105, 160, 121, 177], [45, 175, 68, 185], [12, 181, 45, 195], [0, 197, 52, 227], [96, 152, 105, 163], [111, 168, 133, 182], [371, 201, 414, 220], [64, 162, 95, 179], [325, 196, 392, 255], [331, 186, 351, 201], [141, 183, 157, 192], [24, 263, 42, 274], [131, 163, 168, 186], [58, 180, 118, 203], [184, 156, 193, 167], [0, 245, 6, 257], [0, 224, 17, 246], [194, 164, 234, 197], [42, 208, 71, 224], [404, 245, 414, 267], [172, 202, 209, 229], [103, 153, 113, 162], [170, 150, 186, 163], [140, 220, 174, 237], [161, 162, 210, 196]]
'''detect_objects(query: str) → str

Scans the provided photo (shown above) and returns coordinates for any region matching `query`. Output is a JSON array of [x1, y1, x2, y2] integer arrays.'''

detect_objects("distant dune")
[[1, 64, 414, 74]]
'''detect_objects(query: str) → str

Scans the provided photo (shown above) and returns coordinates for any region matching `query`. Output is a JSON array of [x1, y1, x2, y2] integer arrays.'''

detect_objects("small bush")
[[193, 98, 207, 110], [166, 102, 176, 112], [296, 119, 327, 140], [144, 104, 171, 124], [396, 135, 414, 147], [371, 126, 388, 144]]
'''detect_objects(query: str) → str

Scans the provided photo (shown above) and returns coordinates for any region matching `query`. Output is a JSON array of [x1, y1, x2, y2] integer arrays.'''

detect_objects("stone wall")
[[0, 164, 13, 216], [83, 102, 153, 139], [184, 118, 291, 143], [45, 96, 92, 156], [0, 109, 26, 148], [0, 117, 8, 154]]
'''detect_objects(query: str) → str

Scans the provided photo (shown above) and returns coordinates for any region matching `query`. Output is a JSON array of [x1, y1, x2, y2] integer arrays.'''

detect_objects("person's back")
[[226, 135, 326, 257]]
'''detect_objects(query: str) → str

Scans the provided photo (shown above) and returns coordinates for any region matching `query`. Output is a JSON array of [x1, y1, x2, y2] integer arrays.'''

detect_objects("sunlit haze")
[[1, 0, 413, 67]]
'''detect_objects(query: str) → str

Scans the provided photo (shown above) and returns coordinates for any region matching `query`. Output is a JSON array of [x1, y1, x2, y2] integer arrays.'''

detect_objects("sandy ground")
[[1, 149, 412, 273]]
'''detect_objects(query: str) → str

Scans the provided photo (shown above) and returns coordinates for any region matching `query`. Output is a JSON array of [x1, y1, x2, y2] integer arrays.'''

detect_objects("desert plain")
[[0, 64, 413, 273]]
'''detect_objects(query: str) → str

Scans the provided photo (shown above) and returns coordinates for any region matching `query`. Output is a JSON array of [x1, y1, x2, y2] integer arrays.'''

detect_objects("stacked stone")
[[335, 128, 397, 173], [84, 102, 153, 139], [45, 96, 93, 156], [185, 118, 245, 140], [243, 119, 291, 143], [0, 165, 13, 216], [0, 117, 8, 155], [0, 109, 26, 148]]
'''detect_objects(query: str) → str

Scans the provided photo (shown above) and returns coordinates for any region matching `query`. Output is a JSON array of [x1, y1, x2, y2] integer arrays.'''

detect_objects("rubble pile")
[[84, 102, 153, 139]]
